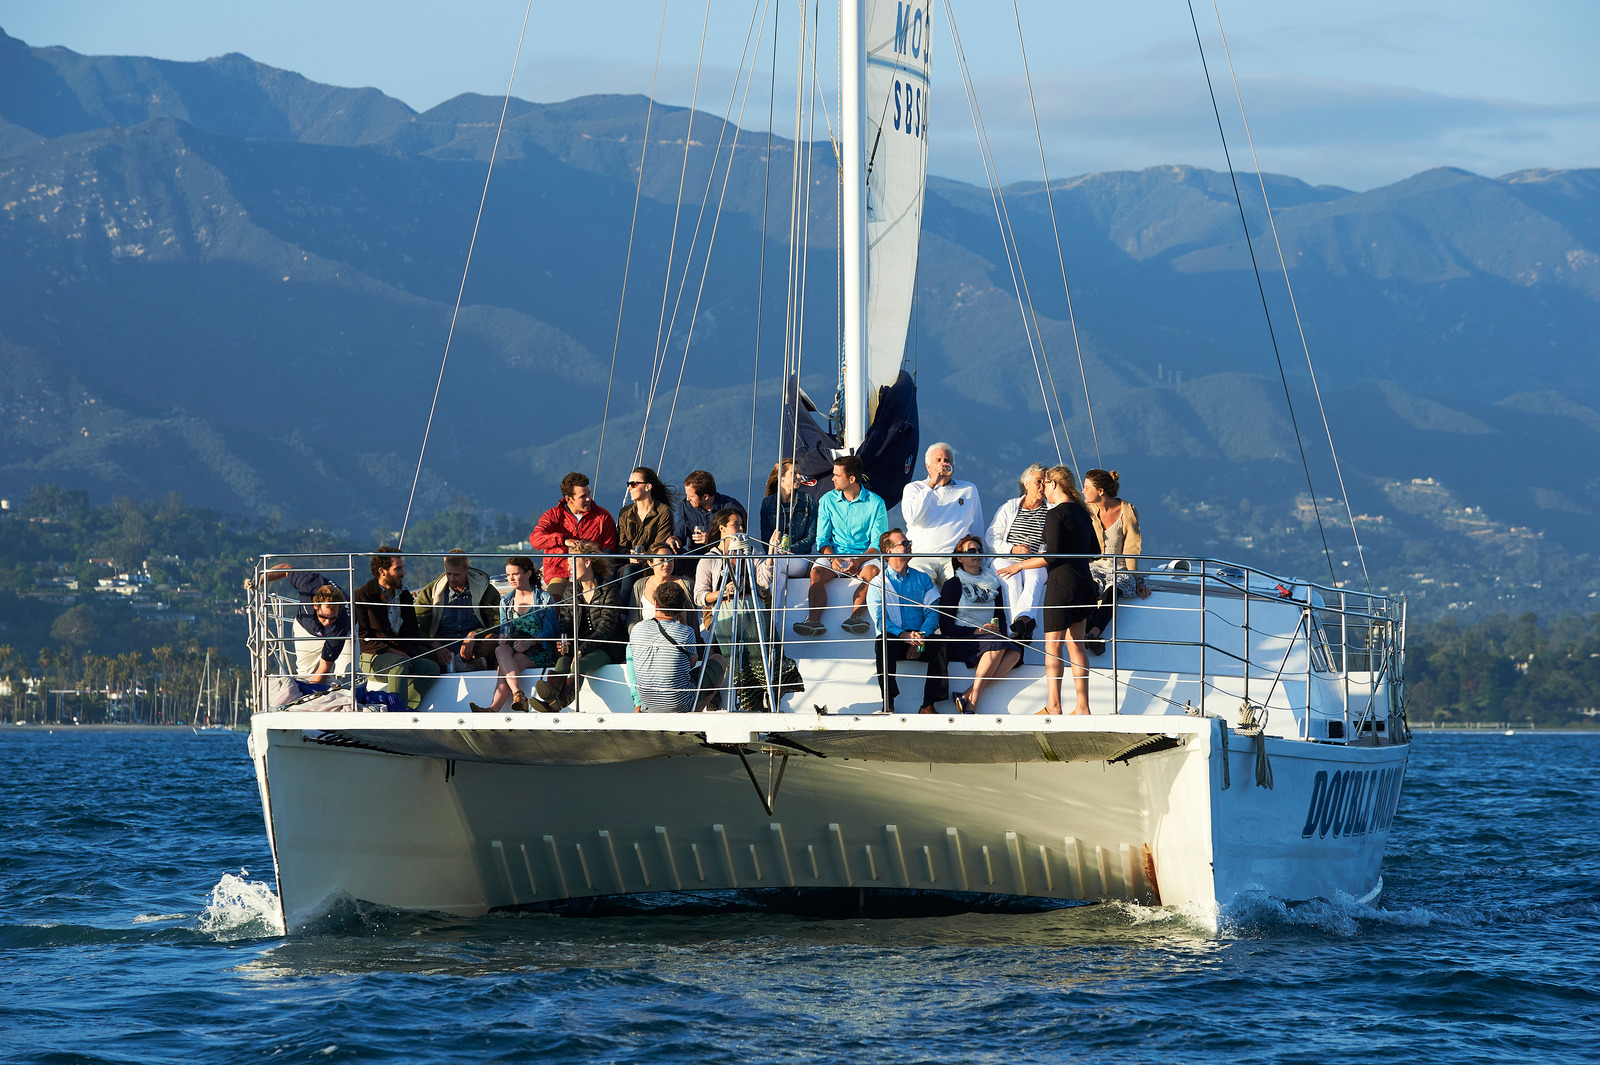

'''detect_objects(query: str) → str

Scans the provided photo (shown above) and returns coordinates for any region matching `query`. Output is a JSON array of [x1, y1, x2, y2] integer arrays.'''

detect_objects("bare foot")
[[1070, 706, 1091, 715]]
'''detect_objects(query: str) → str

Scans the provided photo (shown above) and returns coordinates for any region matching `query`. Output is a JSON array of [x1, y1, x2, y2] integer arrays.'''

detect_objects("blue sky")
[[3, 0, 1596, 190]]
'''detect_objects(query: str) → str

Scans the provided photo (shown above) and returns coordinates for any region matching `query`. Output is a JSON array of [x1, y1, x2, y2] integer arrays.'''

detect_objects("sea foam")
[[199, 870, 286, 940]]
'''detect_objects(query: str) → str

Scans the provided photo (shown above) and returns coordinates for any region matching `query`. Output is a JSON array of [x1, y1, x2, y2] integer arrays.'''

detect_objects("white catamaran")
[[246, 0, 1410, 933]]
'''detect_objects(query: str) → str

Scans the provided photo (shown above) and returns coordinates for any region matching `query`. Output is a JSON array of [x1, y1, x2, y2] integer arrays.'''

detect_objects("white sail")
[[863, 0, 931, 411]]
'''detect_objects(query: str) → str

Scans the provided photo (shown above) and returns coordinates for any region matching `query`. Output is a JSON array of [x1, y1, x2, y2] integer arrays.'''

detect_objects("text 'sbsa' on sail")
[[864, 0, 931, 415]]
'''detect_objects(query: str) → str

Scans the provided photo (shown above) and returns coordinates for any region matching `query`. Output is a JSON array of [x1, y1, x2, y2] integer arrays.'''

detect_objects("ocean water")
[[1, 728, 1596, 1064]]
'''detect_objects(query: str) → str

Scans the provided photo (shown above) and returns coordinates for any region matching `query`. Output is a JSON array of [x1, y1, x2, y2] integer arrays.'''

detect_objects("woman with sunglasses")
[[617, 466, 675, 605], [938, 534, 1022, 713]]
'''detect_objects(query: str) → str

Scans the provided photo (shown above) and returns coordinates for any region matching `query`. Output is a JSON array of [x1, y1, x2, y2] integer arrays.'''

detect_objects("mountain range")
[[2, 27, 1597, 620]]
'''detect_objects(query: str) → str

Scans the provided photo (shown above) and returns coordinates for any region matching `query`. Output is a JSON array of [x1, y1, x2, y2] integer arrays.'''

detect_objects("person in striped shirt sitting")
[[629, 581, 721, 712]]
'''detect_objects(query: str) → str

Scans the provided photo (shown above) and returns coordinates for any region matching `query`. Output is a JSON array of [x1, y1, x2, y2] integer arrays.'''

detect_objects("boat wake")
[[199, 870, 285, 940], [1218, 889, 1504, 938]]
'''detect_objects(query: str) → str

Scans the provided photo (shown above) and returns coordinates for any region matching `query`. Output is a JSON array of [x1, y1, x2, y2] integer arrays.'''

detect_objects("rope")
[[635, 0, 714, 471], [397, 0, 536, 549], [1208, 1, 1370, 591], [1185, 0, 1338, 587], [1012, 0, 1100, 469], [942, 0, 1067, 467], [594, 0, 669, 486]]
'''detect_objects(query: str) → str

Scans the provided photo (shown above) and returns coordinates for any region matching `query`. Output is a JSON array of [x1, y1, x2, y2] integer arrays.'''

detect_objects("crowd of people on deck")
[[261, 447, 1151, 716]]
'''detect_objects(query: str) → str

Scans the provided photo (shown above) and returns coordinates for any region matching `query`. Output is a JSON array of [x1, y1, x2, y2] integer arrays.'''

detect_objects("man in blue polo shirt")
[[793, 454, 888, 636]]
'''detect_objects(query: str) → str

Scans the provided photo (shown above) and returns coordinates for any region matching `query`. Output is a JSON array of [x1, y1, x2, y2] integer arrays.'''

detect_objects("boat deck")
[[253, 553, 1405, 749]]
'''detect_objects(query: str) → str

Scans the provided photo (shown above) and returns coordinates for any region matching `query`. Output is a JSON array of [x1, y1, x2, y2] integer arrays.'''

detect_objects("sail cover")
[[781, 371, 918, 509], [864, 0, 931, 416]]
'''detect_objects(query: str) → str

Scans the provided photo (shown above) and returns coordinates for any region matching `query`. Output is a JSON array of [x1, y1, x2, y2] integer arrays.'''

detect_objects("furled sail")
[[864, 0, 931, 410], [780, 0, 928, 507]]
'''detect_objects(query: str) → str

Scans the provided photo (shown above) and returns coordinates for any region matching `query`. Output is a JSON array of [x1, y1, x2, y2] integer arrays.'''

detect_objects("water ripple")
[[2, 730, 1598, 1064]]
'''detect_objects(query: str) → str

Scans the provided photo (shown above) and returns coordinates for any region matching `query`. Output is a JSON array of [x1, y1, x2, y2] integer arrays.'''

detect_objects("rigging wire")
[[657, 0, 772, 469], [398, 0, 535, 549], [1011, 0, 1101, 469], [941, 0, 1068, 467], [747, 0, 781, 509], [594, 0, 669, 486], [1209, 0, 1371, 591], [776, 0, 808, 468], [775, 0, 815, 477], [635, 0, 714, 470], [1184, 0, 1338, 587], [791, 0, 823, 440]]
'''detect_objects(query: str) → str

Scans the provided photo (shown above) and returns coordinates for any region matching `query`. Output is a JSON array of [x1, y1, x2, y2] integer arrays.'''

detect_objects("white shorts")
[[810, 554, 876, 578]]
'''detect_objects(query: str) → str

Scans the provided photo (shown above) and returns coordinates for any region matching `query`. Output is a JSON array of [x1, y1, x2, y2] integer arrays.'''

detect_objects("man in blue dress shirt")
[[865, 528, 948, 714]]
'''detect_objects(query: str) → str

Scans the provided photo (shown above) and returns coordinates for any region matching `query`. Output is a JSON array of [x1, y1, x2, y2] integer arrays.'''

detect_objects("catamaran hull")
[[250, 719, 1407, 933]]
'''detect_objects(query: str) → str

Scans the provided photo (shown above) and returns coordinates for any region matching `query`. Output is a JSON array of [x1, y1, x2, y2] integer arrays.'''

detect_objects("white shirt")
[[901, 478, 984, 560]]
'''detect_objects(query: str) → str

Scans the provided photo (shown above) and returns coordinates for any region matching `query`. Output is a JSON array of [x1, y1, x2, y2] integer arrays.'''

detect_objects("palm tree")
[[0, 645, 16, 722]]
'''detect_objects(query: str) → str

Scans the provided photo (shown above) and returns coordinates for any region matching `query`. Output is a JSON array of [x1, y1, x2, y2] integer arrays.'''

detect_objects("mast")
[[195, 650, 208, 726], [840, 0, 868, 452]]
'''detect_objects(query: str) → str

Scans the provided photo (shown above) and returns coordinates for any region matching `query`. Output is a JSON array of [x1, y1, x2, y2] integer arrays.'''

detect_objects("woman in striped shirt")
[[986, 463, 1049, 648]]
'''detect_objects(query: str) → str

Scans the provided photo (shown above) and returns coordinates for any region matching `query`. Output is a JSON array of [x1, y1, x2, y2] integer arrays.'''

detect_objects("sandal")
[[953, 693, 975, 715], [511, 690, 529, 713], [469, 702, 494, 713]]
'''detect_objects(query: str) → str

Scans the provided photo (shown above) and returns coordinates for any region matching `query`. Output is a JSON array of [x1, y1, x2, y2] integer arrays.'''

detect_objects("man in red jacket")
[[529, 471, 619, 598]]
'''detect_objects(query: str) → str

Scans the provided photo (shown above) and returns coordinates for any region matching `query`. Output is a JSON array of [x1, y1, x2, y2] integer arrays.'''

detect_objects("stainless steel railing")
[[245, 547, 1405, 739]]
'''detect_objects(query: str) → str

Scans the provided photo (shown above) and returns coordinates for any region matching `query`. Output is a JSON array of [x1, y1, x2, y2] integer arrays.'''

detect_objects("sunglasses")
[[958, 547, 980, 554], [627, 480, 648, 487]]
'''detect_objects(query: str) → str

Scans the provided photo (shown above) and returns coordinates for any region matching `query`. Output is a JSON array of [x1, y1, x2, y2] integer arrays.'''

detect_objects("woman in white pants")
[[987, 463, 1049, 647]]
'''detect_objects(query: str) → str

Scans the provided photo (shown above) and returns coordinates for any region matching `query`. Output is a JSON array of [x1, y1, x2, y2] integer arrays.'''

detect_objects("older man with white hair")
[[900, 441, 984, 585]]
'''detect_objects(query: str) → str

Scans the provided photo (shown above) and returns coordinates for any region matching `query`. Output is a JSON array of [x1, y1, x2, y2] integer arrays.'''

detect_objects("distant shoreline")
[[1411, 724, 1600, 734]]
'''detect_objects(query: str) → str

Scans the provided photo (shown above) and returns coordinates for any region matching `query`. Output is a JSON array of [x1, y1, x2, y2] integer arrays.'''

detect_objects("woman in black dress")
[[1037, 466, 1100, 714]]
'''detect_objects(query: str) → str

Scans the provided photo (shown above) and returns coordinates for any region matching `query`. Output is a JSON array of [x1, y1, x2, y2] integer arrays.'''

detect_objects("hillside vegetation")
[[0, 28, 1598, 625]]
